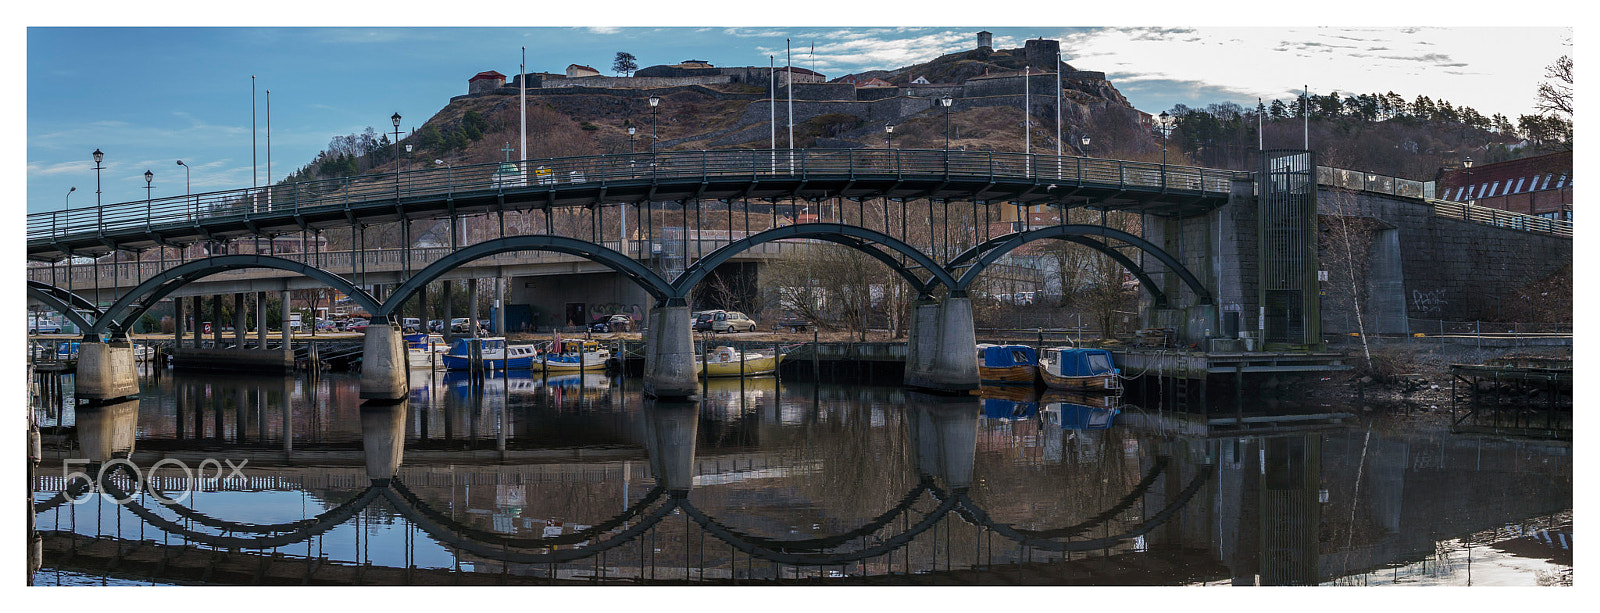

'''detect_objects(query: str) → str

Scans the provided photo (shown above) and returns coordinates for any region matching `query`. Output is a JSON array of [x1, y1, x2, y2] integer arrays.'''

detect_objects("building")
[[1434, 151, 1572, 221], [468, 70, 506, 94], [566, 64, 600, 78]]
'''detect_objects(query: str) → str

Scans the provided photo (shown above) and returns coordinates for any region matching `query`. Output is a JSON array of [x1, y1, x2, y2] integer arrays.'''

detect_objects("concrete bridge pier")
[[906, 392, 979, 492], [641, 399, 699, 497], [903, 295, 979, 392], [360, 400, 407, 485], [359, 317, 408, 400], [76, 339, 140, 400], [643, 301, 697, 399]]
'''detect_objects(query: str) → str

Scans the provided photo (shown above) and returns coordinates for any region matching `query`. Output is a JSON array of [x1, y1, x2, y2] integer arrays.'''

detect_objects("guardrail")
[[26, 239, 813, 290], [1427, 198, 1572, 238], [28, 148, 1247, 245]]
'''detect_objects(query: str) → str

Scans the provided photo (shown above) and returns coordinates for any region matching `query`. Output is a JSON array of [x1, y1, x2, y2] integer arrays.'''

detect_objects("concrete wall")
[[1320, 189, 1572, 323], [510, 271, 653, 329]]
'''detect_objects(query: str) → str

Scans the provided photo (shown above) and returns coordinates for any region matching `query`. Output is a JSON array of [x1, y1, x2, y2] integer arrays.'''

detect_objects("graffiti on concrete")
[[1412, 289, 1448, 314]]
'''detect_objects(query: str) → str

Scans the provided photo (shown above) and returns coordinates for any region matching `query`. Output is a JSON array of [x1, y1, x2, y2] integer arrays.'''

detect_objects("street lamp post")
[[176, 160, 191, 218], [391, 112, 402, 196], [92, 148, 103, 313], [939, 97, 953, 150], [1157, 111, 1173, 188], [648, 96, 661, 155], [629, 126, 636, 154], [885, 124, 894, 149], [144, 170, 153, 231], [64, 186, 75, 292]]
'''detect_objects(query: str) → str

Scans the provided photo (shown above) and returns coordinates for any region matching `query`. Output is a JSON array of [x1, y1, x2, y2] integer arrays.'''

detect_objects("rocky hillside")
[[284, 44, 1165, 183]]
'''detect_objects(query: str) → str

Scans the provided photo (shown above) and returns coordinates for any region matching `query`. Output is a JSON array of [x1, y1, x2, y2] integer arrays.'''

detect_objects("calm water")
[[28, 366, 1572, 586]]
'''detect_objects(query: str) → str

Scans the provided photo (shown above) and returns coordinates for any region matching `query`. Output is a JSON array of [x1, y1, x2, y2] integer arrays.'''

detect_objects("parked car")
[[589, 314, 634, 333], [692, 310, 723, 332], [711, 311, 758, 333], [775, 317, 811, 332], [428, 319, 444, 333], [450, 317, 474, 333], [29, 322, 62, 334], [402, 317, 421, 333]]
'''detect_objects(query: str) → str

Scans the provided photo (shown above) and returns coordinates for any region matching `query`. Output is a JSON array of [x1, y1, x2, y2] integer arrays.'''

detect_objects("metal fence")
[[28, 148, 1248, 245], [1317, 165, 1571, 238]]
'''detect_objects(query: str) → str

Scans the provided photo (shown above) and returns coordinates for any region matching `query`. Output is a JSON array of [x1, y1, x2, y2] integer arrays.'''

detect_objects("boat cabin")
[[977, 344, 1038, 368], [1050, 347, 1118, 377]]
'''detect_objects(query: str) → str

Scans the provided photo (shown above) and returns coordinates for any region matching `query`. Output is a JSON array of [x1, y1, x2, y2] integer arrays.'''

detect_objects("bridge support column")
[[643, 302, 696, 399], [173, 297, 184, 347], [256, 291, 267, 348], [211, 295, 223, 348], [468, 278, 480, 338], [279, 290, 292, 352], [191, 296, 202, 348], [233, 293, 246, 350], [76, 340, 140, 400], [903, 296, 978, 392], [359, 319, 408, 400]]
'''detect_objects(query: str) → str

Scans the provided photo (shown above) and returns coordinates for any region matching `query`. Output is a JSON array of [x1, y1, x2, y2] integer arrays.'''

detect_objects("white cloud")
[[1063, 26, 1571, 118]]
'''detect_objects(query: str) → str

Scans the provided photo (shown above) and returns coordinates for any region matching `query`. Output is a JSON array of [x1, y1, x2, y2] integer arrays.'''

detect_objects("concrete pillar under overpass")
[[643, 303, 696, 399], [76, 340, 139, 400], [211, 295, 223, 347], [903, 296, 979, 392], [257, 291, 267, 348], [359, 319, 408, 400], [191, 296, 202, 348], [172, 297, 184, 348], [234, 293, 246, 350]]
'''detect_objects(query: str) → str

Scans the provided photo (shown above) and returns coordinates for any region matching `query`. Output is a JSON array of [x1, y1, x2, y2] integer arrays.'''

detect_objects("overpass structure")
[[27, 148, 1240, 399], [25, 147, 1569, 400]]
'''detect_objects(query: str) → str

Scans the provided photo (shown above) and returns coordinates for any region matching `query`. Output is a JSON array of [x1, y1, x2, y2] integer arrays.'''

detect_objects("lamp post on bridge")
[[92, 148, 103, 313], [629, 126, 636, 154], [144, 170, 153, 230], [648, 96, 661, 155], [391, 112, 403, 196], [939, 97, 953, 150], [1157, 111, 1173, 188], [885, 123, 894, 149], [64, 186, 75, 292]]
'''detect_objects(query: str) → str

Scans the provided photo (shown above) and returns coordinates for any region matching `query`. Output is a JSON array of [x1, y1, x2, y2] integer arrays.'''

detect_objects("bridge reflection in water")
[[30, 370, 1571, 586]]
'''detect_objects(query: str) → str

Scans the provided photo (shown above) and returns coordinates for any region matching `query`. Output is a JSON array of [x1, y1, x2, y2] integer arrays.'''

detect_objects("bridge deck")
[[29, 148, 1245, 261]]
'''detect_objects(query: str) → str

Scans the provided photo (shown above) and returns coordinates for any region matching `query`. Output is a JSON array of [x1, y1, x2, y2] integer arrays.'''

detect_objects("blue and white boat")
[[976, 344, 1038, 385], [1038, 346, 1121, 392], [441, 337, 542, 371], [537, 339, 611, 373]]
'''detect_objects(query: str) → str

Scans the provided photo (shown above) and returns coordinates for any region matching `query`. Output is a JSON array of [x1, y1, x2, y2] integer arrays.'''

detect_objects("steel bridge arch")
[[945, 225, 1212, 304], [946, 234, 1169, 306], [672, 223, 958, 299], [378, 235, 673, 315], [93, 255, 381, 337], [25, 284, 99, 335]]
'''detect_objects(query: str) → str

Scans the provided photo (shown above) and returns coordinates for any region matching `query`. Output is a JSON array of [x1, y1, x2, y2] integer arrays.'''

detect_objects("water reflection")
[[29, 369, 1571, 586]]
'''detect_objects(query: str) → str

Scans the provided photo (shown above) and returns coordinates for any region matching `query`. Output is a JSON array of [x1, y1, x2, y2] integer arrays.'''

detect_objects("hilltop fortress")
[[450, 33, 1145, 149]]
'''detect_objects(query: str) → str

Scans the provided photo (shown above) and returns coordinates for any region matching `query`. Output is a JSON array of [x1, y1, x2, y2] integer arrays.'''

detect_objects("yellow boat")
[[696, 346, 785, 377]]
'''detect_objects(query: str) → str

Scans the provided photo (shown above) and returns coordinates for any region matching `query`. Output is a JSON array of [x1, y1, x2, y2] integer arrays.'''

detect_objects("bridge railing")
[[26, 235, 818, 292], [29, 149, 1248, 246], [1427, 199, 1572, 238]]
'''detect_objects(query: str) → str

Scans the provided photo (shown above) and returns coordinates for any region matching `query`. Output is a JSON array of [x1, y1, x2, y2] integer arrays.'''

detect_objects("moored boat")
[[440, 337, 541, 371], [976, 344, 1038, 385], [538, 339, 611, 373], [405, 333, 448, 369], [1038, 346, 1122, 392], [696, 345, 785, 377]]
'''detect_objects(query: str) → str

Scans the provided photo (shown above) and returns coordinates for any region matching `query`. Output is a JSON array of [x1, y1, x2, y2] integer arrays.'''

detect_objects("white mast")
[[787, 39, 794, 171], [521, 47, 527, 176], [770, 55, 776, 171]]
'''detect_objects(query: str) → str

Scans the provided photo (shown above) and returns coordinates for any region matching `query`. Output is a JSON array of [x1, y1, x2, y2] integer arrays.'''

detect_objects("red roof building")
[[468, 70, 506, 94], [1435, 151, 1571, 221]]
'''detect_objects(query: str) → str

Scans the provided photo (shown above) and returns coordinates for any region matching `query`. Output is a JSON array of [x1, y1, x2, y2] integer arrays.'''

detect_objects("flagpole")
[[1303, 84, 1309, 149], [786, 39, 794, 172], [770, 55, 776, 172], [520, 47, 527, 174]]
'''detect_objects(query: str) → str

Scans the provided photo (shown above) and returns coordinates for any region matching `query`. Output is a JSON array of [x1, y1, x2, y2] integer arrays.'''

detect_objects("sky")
[[14, 4, 1575, 217]]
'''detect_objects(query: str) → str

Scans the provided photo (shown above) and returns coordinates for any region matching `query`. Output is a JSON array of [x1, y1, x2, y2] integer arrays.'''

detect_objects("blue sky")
[[17, 7, 1573, 216]]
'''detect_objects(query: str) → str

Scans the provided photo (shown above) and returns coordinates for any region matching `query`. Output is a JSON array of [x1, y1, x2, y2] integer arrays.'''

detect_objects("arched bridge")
[[27, 148, 1244, 261]]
